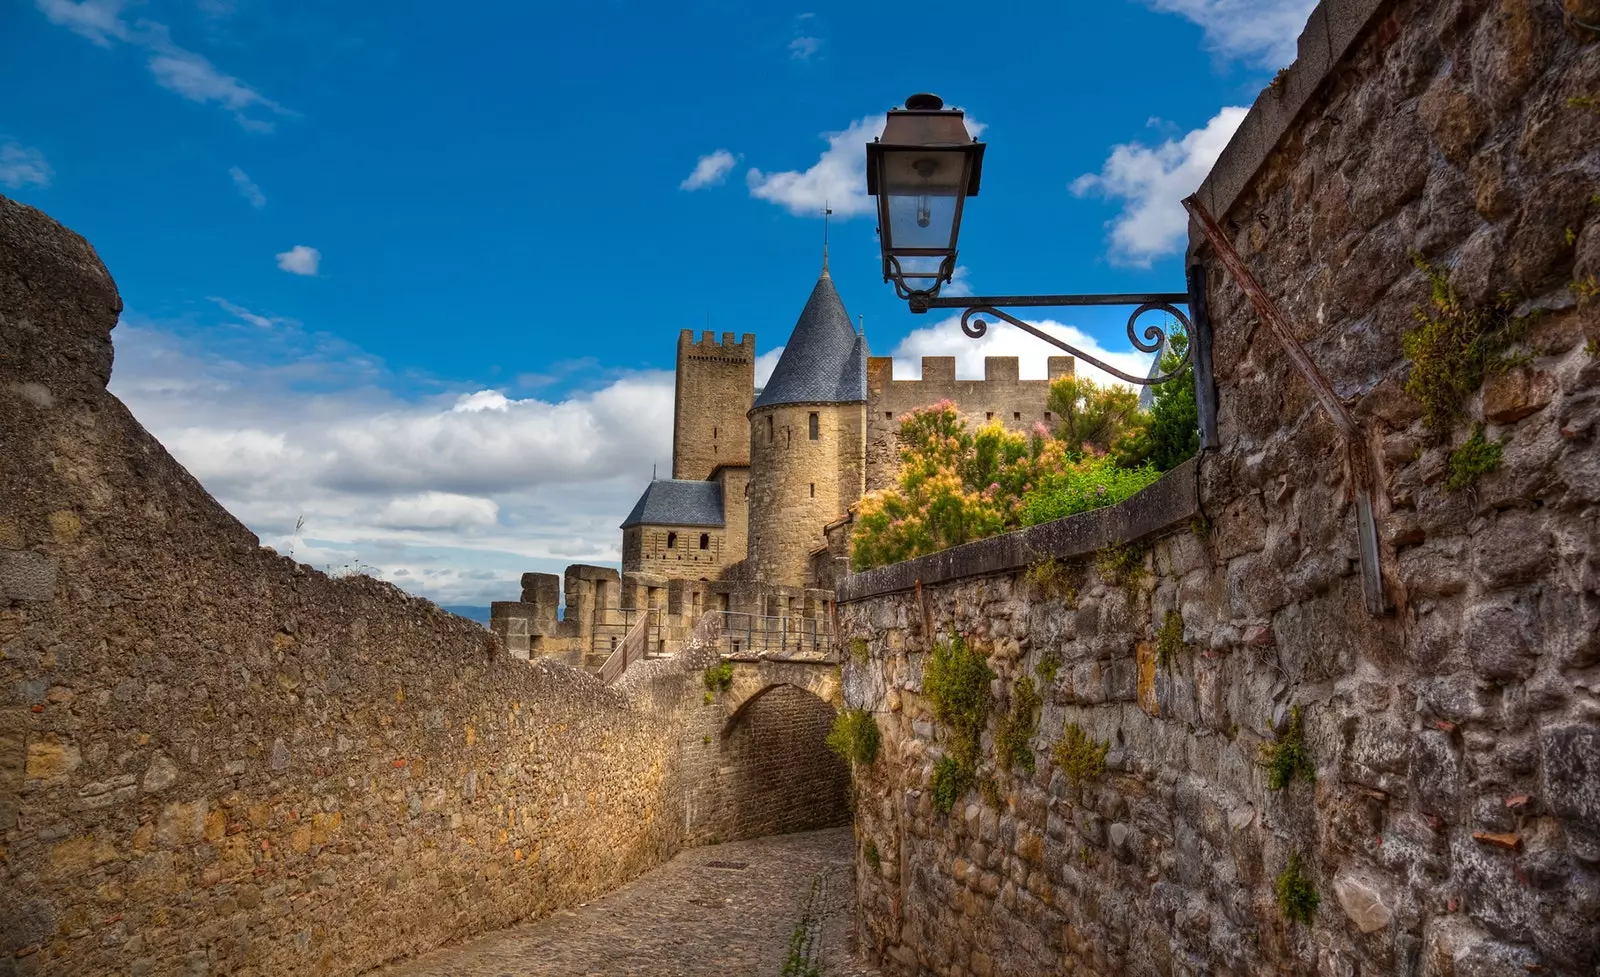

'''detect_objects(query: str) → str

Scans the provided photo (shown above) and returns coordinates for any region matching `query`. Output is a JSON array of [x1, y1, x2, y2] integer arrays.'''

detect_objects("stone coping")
[[837, 456, 1201, 602], [1189, 0, 1388, 240]]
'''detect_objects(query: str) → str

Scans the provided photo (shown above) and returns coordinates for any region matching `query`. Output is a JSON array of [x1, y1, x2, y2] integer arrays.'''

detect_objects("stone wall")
[[836, 0, 1600, 973], [672, 330, 754, 481], [622, 523, 730, 578], [0, 196, 846, 977], [864, 355, 1074, 492]]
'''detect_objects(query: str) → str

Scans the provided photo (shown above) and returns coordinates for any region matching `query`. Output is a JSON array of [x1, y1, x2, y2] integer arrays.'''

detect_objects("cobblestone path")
[[374, 827, 879, 977]]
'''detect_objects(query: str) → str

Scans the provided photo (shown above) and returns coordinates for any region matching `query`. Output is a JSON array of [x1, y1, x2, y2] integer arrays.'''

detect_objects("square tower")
[[673, 330, 755, 481]]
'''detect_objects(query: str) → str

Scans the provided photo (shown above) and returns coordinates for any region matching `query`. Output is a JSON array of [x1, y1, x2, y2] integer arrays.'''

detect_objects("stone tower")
[[672, 331, 754, 481], [745, 265, 867, 588]]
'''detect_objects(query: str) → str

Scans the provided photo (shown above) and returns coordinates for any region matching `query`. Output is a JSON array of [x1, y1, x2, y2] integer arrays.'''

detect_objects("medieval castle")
[[489, 259, 1073, 668], [624, 258, 1079, 591]]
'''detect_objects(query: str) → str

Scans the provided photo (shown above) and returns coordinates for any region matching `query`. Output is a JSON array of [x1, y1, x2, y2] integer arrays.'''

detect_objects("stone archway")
[[694, 662, 849, 842]]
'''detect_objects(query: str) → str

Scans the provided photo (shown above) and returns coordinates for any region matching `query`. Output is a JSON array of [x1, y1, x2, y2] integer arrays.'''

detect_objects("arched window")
[[699, 533, 710, 550], [808, 412, 819, 440], [666, 531, 677, 549]]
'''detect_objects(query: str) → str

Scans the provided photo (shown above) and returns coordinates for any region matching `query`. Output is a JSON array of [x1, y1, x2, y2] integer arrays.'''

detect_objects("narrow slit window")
[[809, 483, 815, 498], [808, 412, 819, 440], [767, 415, 774, 443]]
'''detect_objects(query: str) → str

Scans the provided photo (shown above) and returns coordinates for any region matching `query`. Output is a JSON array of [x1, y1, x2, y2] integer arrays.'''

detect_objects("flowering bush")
[[851, 354, 1196, 572]]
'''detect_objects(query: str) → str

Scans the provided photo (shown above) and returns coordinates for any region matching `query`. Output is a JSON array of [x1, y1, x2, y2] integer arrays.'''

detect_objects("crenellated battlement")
[[863, 354, 1074, 491], [678, 329, 756, 362]]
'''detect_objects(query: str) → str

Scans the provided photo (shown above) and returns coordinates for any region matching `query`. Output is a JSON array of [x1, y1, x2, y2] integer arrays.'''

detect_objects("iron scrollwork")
[[955, 300, 1192, 386]]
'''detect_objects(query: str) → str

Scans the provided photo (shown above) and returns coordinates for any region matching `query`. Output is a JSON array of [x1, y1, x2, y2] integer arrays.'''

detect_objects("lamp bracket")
[[931, 293, 1193, 386]]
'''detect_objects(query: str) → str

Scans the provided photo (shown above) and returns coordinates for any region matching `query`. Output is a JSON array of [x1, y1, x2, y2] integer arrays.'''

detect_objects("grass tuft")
[[1053, 722, 1109, 788], [1261, 706, 1315, 790], [1444, 423, 1505, 492]]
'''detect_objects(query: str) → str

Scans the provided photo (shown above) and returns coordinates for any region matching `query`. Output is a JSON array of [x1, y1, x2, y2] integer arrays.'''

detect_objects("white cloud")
[[146, 44, 292, 130], [680, 150, 738, 191], [1071, 106, 1247, 267], [275, 245, 321, 276], [754, 347, 784, 388], [748, 112, 984, 219], [746, 115, 882, 218], [944, 265, 974, 298], [208, 296, 287, 329], [33, 0, 292, 131], [0, 140, 53, 190], [229, 165, 265, 208], [35, 0, 128, 46], [1143, 0, 1318, 67], [377, 493, 500, 532], [890, 314, 1158, 390], [789, 36, 822, 60], [108, 316, 677, 605]]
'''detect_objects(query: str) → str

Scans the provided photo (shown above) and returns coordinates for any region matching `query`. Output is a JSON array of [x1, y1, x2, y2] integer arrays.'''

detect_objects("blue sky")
[[3, 0, 1313, 605]]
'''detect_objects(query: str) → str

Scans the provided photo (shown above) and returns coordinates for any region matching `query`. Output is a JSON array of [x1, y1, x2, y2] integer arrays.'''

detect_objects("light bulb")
[[916, 195, 931, 229]]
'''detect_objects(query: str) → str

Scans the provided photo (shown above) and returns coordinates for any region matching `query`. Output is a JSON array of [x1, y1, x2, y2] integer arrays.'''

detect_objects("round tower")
[[746, 268, 867, 588]]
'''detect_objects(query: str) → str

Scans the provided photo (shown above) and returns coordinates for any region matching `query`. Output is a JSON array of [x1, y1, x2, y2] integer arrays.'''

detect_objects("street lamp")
[[866, 93, 985, 312], [865, 93, 1201, 389]]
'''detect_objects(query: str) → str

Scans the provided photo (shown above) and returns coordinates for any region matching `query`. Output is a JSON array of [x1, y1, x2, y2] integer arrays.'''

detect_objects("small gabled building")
[[619, 477, 731, 579]]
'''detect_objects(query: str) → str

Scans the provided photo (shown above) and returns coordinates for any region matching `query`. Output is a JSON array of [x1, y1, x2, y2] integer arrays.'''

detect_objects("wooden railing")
[[598, 610, 652, 685]]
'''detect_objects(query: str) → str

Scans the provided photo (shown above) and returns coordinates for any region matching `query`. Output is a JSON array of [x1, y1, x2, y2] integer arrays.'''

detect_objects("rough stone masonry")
[[0, 195, 848, 974], [837, 0, 1600, 973]]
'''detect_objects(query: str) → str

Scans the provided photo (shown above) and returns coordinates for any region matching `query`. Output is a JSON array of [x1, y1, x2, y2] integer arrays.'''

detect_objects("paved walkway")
[[373, 827, 879, 977]]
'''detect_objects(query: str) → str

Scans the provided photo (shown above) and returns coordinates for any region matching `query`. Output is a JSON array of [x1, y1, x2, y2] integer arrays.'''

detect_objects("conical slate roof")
[[751, 270, 867, 410], [619, 479, 725, 529]]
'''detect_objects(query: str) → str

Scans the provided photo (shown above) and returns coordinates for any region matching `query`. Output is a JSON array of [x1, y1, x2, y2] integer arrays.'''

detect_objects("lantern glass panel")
[[885, 192, 958, 250]]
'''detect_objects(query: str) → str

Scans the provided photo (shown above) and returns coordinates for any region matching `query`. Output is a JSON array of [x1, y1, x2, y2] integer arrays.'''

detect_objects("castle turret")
[[673, 330, 754, 481], [745, 267, 867, 588]]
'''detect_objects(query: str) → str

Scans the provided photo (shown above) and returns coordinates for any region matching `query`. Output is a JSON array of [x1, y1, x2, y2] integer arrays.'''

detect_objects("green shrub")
[[1019, 456, 1162, 526], [702, 661, 733, 693], [865, 841, 881, 870], [1261, 706, 1315, 790], [848, 637, 870, 665], [1053, 722, 1108, 787], [995, 676, 1041, 773], [1114, 328, 1199, 473], [1035, 652, 1062, 685], [1444, 423, 1505, 491], [1275, 853, 1320, 925], [1047, 374, 1145, 457], [923, 633, 994, 768], [931, 754, 973, 814], [826, 709, 881, 766], [1402, 255, 1528, 430], [1156, 610, 1184, 669]]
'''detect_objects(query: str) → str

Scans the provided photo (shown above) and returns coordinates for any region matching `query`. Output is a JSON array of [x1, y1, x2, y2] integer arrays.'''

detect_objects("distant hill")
[[440, 605, 492, 625]]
